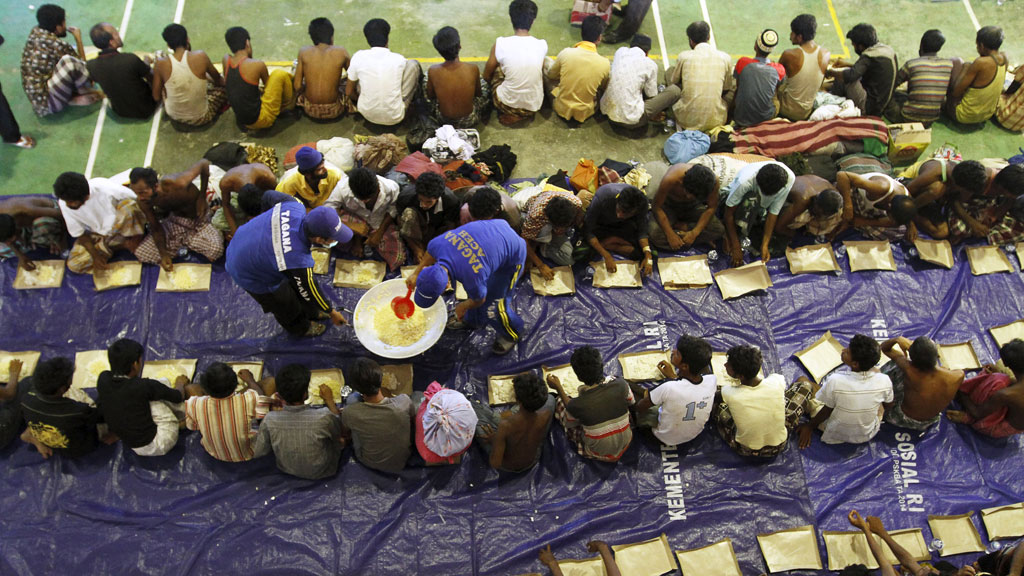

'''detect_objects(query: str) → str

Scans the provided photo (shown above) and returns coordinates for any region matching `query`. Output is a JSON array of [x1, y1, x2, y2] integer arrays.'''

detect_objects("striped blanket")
[[732, 117, 889, 157]]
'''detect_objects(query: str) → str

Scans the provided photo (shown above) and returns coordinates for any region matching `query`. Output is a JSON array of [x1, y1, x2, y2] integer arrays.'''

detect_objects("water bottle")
[[663, 119, 675, 133], [583, 265, 595, 283], [814, 235, 827, 245], [907, 247, 919, 258], [707, 250, 719, 263], [988, 540, 1003, 553], [928, 539, 944, 553], [176, 247, 188, 259], [836, 244, 847, 257], [363, 244, 373, 258], [740, 237, 752, 252], [340, 385, 352, 399], [1005, 244, 1017, 254], [658, 84, 666, 93]]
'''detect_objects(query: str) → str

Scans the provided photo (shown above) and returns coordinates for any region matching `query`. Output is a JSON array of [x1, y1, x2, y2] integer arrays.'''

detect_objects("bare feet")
[[20, 429, 52, 459], [69, 91, 104, 106], [9, 135, 35, 149], [946, 409, 970, 424]]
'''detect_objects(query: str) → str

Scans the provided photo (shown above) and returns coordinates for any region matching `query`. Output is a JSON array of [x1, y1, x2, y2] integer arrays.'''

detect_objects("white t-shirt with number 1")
[[649, 374, 717, 446]]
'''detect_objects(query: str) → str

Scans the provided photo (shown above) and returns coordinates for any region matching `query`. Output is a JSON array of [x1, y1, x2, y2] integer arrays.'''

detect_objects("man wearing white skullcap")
[[731, 29, 787, 127]]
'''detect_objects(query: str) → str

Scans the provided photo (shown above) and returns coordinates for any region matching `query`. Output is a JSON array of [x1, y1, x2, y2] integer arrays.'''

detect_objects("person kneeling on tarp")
[[472, 372, 555, 473], [947, 339, 1024, 438], [633, 334, 716, 447], [406, 218, 527, 356]]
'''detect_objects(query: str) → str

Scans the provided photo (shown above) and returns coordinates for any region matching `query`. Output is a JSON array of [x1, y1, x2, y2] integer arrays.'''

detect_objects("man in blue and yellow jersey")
[[406, 219, 527, 356], [227, 203, 351, 337]]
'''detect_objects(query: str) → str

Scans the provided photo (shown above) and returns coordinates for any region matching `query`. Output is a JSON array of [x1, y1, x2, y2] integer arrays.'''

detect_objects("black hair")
[[790, 14, 816, 42], [676, 334, 712, 373], [908, 337, 938, 370], [308, 17, 333, 45], [0, 214, 15, 242], [108, 338, 144, 376], [363, 18, 390, 48], [433, 26, 461, 62], [920, 29, 945, 54], [202, 362, 237, 399], [32, 357, 75, 396], [468, 186, 503, 220], [513, 372, 548, 412], [726, 345, 762, 380], [1001, 339, 1024, 376], [237, 184, 265, 217], [347, 167, 380, 201], [129, 167, 159, 189], [682, 164, 716, 201], [630, 34, 652, 53], [812, 188, 843, 217], [276, 363, 312, 403], [349, 357, 382, 396], [509, 0, 538, 31], [37, 4, 66, 33], [976, 25, 1004, 51], [686, 21, 711, 45], [615, 185, 649, 217], [89, 23, 113, 50], [756, 164, 789, 196], [570, 346, 604, 385], [951, 160, 988, 194], [415, 172, 446, 199], [848, 334, 881, 371], [162, 23, 188, 50], [1012, 194, 1024, 222], [53, 172, 90, 203], [225, 26, 250, 53], [993, 164, 1024, 196], [581, 15, 605, 43], [846, 23, 877, 48], [890, 195, 916, 225], [837, 565, 871, 576], [545, 196, 577, 228]]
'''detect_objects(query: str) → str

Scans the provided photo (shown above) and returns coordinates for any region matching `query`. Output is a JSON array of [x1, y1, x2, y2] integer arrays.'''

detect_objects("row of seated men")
[[2, 329, 1021, 479], [3, 148, 1022, 285], [15, 2, 1023, 138]]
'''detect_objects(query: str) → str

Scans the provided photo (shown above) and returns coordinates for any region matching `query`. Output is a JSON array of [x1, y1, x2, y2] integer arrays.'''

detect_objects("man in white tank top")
[[152, 24, 226, 127], [778, 14, 829, 121], [484, 0, 549, 125]]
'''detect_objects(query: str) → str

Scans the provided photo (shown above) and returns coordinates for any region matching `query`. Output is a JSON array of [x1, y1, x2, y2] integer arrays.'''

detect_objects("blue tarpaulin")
[[1, 235, 1021, 575]]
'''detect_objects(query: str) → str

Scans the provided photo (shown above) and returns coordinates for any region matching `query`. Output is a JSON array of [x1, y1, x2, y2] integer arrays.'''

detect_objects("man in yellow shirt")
[[275, 146, 341, 210], [547, 15, 610, 123]]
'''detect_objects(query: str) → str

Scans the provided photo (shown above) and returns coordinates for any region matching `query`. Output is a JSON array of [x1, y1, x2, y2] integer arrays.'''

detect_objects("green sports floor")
[[1, 0, 1022, 193]]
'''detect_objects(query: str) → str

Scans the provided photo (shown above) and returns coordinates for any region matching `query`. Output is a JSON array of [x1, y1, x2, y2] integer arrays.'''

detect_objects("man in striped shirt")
[[888, 30, 953, 124], [185, 362, 275, 462], [547, 346, 634, 462]]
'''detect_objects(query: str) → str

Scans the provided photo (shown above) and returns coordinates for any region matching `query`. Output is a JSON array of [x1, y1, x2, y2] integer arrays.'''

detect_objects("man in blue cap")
[[405, 219, 527, 355], [227, 202, 352, 337], [276, 145, 341, 209]]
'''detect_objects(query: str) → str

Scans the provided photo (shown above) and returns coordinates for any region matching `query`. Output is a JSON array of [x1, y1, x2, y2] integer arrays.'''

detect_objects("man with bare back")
[[648, 162, 723, 251], [774, 175, 845, 239], [294, 17, 351, 121], [473, 372, 555, 473], [777, 14, 830, 121], [426, 26, 488, 128], [0, 197, 66, 270], [880, 336, 963, 431], [128, 159, 224, 271], [211, 163, 278, 239]]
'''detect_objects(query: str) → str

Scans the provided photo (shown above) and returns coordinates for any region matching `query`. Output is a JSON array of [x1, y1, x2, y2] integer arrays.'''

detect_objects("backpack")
[[472, 144, 518, 183]]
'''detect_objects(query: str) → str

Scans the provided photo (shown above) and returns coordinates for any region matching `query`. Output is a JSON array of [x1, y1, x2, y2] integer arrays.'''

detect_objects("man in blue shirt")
[[226, 203, 352, 336], [406, 219, 527, 355]]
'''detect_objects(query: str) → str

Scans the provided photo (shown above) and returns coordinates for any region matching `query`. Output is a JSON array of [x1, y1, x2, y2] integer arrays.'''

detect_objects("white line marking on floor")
[[698, 0, 717, 50], [961, 0, 981, 31], [651, 0, 670, 71], [84, 0, 136, 177], [143, 105, 163, 167], [83, 103, 107, 179], [144, 0, 188, 167]]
